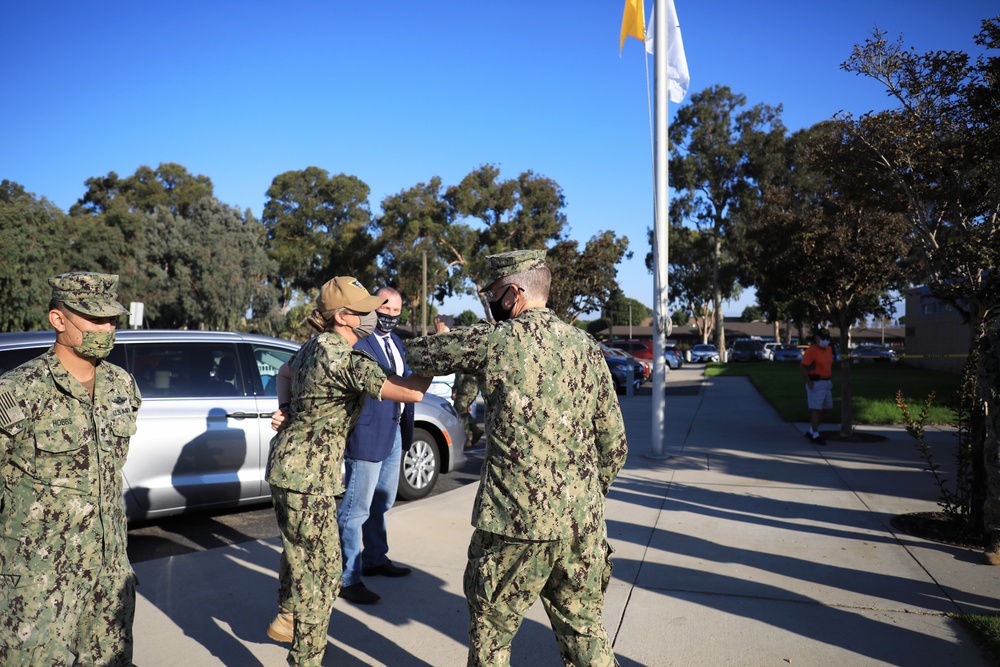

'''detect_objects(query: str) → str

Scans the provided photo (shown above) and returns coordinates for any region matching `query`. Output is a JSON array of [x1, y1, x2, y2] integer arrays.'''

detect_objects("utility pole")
[[421, 250, 428, 335]]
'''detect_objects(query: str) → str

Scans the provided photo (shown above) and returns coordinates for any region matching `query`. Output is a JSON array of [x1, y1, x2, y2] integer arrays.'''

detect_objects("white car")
[[0, 330, 467, 520]]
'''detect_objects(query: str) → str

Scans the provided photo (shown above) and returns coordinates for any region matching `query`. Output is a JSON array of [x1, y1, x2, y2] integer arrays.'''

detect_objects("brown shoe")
[[266, 612, 294, 643]]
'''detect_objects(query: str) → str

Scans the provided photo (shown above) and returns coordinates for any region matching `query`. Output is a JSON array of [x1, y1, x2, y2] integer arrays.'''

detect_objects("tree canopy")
[[668, 85, 786, 358], [1, 162, 636, 333]]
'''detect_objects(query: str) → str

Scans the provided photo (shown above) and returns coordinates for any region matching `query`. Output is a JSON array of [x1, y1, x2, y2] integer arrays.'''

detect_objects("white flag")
[[645, 0, 690, 103]]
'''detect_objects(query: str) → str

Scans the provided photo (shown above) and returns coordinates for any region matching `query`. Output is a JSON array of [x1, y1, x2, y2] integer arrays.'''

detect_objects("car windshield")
[[776, 344, 798, 351], [693, 345, 716, 352]]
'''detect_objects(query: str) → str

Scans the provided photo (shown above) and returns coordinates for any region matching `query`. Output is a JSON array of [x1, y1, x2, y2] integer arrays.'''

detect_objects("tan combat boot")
[[266, 611, 294, 643]]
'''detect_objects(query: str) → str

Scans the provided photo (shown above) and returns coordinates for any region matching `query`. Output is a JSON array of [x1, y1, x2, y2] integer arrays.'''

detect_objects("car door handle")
[[226, 411, 260, 420]]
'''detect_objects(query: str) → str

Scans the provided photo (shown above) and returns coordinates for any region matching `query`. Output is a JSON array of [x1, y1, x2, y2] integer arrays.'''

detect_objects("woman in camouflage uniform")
[[264, 276, 430, 667]]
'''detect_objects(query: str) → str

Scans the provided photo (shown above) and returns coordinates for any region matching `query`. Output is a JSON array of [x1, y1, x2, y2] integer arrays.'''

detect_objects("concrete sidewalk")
[[131, 370, 1000, 666]]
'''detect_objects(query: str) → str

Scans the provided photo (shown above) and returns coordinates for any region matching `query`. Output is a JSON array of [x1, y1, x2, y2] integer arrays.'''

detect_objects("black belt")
[[808, 375, 831, 381]]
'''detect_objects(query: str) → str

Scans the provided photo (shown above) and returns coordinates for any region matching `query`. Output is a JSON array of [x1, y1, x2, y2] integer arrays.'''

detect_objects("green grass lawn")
[[705, 360, 961, 425], [957, 614, 1000, 666]]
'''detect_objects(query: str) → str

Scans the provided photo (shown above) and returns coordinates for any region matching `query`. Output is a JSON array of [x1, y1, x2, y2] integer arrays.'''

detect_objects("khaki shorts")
[[806, 379, 833, 410]]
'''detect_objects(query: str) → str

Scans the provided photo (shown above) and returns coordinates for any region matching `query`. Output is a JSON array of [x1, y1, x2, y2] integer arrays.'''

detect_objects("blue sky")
[[2, 1, 995, 319]]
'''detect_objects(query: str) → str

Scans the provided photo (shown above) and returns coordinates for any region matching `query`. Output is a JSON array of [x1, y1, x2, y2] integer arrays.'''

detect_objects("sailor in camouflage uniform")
[[406, 250, 629, 667], [0, 273, 141, 667], [264, 276, 431, 667]]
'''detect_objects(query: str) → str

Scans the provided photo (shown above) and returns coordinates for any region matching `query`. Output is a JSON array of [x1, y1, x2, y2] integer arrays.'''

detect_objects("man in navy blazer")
[[337, 287, 415, 605]]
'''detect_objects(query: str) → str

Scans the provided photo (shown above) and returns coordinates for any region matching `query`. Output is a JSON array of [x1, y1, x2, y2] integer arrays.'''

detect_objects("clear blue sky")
[[2, 1, 995, 319]]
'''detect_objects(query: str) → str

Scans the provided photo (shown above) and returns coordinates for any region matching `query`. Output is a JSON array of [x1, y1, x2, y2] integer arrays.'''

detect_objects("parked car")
[[0, 330, 467, 520], [771, 343, 803, 362], [850, 345, 897, 363], [763, 342, 778, 361], [610, 339, 681, 371], [608, 347, 652, 380], [730, 339, 768, 362], [610, 339, 654, 360], [689, 344, 720, 363], [604, 354, 644, 393]]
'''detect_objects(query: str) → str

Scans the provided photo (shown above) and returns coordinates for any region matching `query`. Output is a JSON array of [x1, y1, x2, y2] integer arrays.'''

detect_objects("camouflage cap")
[[317, 276, 386, 313], [49, 272, 129, 317], [484, 249, 548, 284], [815, 328, 831, 340]]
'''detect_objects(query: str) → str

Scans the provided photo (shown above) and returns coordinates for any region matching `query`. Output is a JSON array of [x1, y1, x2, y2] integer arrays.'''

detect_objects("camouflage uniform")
[[0, 273, 140, 667], [453, 372, 481, 446], [406, 250, 628, 667], [266, 331, 388, 667]]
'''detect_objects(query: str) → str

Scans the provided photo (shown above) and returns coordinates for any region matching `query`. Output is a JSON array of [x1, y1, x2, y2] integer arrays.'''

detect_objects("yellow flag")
[[620, 0, 645, 53]]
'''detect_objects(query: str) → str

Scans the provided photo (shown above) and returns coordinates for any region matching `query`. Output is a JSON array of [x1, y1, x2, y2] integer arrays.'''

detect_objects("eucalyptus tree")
[[648, 225, 738, 344], [841, 15, 1000, 545], [668, 85, 786, 360], [376, 177, 475, 318], [546, 231, 631, 324], [70, 162, 213, 218], [0, 181, 69, 331], [445, 165, 567, 317], [745, 122, 910, 434], [262, 167, 379, 305]]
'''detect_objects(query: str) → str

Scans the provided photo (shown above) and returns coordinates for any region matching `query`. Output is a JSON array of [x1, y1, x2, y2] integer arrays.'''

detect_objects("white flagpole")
[[650, 0, 671, 458]]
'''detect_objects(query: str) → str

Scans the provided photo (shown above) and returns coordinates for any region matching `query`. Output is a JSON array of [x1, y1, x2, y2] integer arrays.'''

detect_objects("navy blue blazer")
[[345, 331, 415, 462]]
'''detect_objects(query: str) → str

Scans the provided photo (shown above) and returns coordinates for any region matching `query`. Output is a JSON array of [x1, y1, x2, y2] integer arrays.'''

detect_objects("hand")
[[433, 316, 450, 334], [271, 407, 288, 432]]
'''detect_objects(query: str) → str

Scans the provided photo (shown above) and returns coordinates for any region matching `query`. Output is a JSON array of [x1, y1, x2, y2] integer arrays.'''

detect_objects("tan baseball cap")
[[316, 276, 386, 313]]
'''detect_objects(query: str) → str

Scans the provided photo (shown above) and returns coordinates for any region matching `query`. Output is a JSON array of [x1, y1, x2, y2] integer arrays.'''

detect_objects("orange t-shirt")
[[801, 344, 833, 378]]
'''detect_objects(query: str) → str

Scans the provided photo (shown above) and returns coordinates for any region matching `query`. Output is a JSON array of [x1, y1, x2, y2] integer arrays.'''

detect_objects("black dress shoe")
[[362, 560, 412, 577], [339, 582, 380, 604]]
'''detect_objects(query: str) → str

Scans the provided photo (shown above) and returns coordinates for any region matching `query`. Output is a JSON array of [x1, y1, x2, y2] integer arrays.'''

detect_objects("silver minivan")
[[0, 330, 466, 522]]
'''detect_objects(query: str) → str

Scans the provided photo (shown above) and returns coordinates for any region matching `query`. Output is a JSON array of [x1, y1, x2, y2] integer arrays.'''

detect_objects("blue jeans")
[[337, 428, 402, 587]]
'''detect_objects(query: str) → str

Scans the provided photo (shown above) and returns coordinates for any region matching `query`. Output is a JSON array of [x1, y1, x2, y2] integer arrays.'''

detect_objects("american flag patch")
[[0, 391, 25, 429]]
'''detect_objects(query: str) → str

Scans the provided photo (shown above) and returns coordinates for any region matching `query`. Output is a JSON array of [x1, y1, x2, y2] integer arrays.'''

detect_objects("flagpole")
[[648, 0, 671, 458]]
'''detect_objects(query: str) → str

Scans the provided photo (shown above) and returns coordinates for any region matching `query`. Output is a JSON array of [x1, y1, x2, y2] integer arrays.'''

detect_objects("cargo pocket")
[[601, 539, 615, 594], [466, 531, 503, 607]]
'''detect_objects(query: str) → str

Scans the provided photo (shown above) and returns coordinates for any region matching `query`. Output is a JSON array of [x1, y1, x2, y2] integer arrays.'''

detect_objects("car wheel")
[[398, 428, 440, 501]]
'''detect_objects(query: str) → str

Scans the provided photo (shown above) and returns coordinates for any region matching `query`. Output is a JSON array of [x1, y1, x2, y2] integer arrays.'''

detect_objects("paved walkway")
[[131, 369, 1000, 666]]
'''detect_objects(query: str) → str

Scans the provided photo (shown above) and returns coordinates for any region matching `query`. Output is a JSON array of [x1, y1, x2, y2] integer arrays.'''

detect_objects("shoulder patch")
[[0, 390, 26, 429]]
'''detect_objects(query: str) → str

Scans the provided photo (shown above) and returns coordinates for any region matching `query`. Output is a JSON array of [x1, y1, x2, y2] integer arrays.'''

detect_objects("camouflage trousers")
[[272, 487, 342, 667], [463, 528, 618, 667], [0, 564, 136, 666]]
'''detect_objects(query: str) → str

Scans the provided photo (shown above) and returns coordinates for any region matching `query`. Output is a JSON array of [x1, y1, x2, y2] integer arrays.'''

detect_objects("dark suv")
[[730, 339, 767, 362], [0, 330, 466, 521]]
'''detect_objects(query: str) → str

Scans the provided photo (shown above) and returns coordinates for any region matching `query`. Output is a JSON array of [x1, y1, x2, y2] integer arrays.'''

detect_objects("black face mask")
[[376, 313, 400, 333], [488, 285, 519, 322]]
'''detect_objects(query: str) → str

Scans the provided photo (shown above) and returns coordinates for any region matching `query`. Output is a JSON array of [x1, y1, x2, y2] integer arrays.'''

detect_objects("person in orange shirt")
[[800, 328, 834, 445]]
